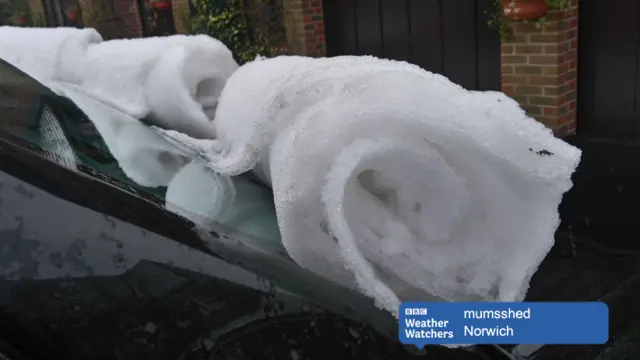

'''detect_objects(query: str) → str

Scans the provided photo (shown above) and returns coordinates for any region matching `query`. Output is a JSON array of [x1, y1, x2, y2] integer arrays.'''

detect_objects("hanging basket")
[[152, 1, 171, 10], [502, 0, 548, 21]]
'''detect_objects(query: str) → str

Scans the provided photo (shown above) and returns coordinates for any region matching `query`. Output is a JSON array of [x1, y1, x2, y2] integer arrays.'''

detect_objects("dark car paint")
[[0, 130, 403, 332], [0, 151, 500, 360]]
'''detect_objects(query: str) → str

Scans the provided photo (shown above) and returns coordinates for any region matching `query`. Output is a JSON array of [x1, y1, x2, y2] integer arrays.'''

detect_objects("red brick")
[[502, 44, 515, 55], [529, 55, 559, 65], [502, 55, 528, 64], [515, 45, 544, 54], [515, 86, 543, 95], [502, 65, 515, 75], [283, 0, 326, 57], [502, 85, 515, 94], [502, 75, 528, 84]]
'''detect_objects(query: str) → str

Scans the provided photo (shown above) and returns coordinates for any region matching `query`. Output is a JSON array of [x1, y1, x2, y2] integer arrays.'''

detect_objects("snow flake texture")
[[158, 55, 582, 319]]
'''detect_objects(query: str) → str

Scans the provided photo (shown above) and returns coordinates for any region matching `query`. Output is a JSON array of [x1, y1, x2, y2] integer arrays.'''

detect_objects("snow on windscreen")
[[55, 83, 193, 187], [158, 55, 581, 320], [0, 26, 102, 82], [77, 34, 238, 139], [0, 27, 237, 140], [56, 84, 283, 248]]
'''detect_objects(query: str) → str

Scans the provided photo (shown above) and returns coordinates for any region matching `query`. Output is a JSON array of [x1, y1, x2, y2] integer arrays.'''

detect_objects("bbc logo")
[[405, 308, 428, 316]]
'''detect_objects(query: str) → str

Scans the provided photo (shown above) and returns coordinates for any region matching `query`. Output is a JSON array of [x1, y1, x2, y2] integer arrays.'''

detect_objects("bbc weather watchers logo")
[[399, 302, 609, 347], [405, 307, 428, 316]]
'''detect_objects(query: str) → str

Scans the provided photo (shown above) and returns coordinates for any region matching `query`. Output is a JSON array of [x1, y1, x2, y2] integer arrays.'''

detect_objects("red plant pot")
[[502, 0, 548, 20], [66, 10, 80, 21], [152, 1, 171, 10], [13, 16, 26, 25]]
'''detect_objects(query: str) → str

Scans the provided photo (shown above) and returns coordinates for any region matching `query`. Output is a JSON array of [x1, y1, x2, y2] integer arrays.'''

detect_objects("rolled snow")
[[165, 160, 237, 223], [160, 55, 582, 320], [0, 29, 237, 140], [77, 35, 239, 139], [0, 26, 102, 82]]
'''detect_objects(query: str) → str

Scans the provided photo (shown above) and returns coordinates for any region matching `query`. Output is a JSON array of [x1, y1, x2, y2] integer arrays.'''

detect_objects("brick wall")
[[501, 0, 578, 136], [282, 0, 325, 57]]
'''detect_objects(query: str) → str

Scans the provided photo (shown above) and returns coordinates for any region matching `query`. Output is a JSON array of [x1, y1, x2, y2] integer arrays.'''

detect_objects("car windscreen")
[[0, 59, 285, 256]]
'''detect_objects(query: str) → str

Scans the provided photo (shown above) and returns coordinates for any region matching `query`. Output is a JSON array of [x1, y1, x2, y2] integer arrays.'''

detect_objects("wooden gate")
[[322, 0, 501, 91], [578, 0, 640, 141]]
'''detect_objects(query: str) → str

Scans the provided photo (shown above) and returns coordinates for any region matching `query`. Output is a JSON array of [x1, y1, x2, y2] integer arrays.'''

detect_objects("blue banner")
[[399, 302, 608, 347]]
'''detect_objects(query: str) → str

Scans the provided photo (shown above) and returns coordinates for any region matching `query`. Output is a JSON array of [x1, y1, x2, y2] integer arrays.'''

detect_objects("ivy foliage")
[[0, 1, 31, 27], [189, 0, 278, 64]]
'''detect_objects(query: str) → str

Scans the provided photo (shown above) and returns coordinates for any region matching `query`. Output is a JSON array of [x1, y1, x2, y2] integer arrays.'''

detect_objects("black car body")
[[0, 58, 639, 360]]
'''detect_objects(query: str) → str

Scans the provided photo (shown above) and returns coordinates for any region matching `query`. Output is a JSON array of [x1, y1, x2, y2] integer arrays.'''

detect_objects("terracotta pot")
[[502, 0, 548, 20], [66, 10, 80, 20], [152, 1, 171, 10]]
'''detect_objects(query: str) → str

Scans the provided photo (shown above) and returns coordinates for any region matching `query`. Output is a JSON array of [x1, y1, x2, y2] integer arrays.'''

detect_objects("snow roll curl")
[[158, 56, 581, 325], [78, 34, 238, 139]]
